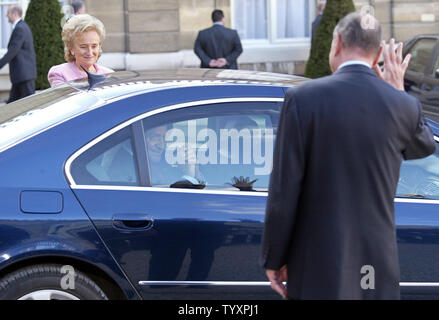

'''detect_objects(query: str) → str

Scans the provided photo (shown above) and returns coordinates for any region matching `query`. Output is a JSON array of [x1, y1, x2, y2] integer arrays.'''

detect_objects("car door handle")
[[112, 214, 154, 231]]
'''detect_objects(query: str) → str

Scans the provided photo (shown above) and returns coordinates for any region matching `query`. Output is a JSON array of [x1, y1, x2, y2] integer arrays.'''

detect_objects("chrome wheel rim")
[[18, 289, 80, 300]]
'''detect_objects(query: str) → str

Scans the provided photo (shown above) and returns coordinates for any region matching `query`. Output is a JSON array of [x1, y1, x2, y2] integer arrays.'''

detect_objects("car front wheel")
[[0, 264, 108, 300]]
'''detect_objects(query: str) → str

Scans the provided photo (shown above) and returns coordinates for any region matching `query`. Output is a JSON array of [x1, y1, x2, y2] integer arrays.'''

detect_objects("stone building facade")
[[0, 0, 438, 98], [90, 0, 439, 75]]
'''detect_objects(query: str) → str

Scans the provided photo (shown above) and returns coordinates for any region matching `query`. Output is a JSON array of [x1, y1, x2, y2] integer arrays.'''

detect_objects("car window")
[[406, 39, 437, 73], [70, 126, 139, 186], [142, 101, 281, 192], [397, 143, 439, 199]]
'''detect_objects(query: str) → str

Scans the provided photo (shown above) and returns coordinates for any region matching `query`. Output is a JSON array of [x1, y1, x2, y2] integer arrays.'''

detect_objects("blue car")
[[0, 69, 438, 300]]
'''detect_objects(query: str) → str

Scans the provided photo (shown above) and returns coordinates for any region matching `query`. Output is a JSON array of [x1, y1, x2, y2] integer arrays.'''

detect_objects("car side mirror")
[[436, 69, 439, 79]]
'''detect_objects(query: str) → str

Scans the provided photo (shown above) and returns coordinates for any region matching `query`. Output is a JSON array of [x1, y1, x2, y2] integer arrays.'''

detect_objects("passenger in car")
[[145, 125, 204, 187]]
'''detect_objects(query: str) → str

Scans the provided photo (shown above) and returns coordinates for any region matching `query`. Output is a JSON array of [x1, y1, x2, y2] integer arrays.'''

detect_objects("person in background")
[[72, 0, 86, 15], [311, 0, 326, 44], [0, 4, 36, 103], [194, 9, 243, 69], [47, 14, 113, 87]]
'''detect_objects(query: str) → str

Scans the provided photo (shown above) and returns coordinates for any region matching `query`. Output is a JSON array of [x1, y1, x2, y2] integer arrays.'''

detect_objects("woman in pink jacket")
[[48, 14, 113, 87]]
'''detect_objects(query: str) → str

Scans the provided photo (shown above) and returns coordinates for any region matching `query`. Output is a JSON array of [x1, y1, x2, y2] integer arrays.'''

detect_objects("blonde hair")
[[62, 14, 105, 62]]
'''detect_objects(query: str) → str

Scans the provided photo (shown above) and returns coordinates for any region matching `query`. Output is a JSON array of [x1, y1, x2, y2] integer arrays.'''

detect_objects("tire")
[[0, 264, 108, 300]]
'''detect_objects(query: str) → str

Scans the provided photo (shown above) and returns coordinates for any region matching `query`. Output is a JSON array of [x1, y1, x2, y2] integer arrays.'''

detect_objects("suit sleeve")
[[194, 32, 212, 66], [47, 67, 66, 87], [261, 89, 305, 270], [225, 30, 243, 66], [403, 101, 436, 160], [0, 27, 25, 69]]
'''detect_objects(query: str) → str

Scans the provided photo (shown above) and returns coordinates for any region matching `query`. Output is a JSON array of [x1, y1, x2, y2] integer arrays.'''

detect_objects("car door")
[[67, 97, 283, 299], [404, 37, 438, 98], [396, 137, 439, 298]]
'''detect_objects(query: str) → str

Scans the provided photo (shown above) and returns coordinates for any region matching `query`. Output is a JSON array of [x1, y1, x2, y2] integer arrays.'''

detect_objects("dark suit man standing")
[[261, 12, 436, 300], [311, 0, 326, 44], [0, 5, 37, 103], [194, 9, 242, 69]]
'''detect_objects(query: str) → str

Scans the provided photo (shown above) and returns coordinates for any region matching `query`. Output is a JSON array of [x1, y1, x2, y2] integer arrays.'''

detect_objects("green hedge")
[[304, 0, 356, 79], [25, 0, 65, 89]]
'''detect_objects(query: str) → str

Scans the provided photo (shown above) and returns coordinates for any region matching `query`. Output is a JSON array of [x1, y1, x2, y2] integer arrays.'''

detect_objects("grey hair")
[[334, 12, 382, 55]]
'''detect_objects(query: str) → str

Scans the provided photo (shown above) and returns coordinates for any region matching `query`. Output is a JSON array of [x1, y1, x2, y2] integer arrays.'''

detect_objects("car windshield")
[[0, 84, 103, 152]]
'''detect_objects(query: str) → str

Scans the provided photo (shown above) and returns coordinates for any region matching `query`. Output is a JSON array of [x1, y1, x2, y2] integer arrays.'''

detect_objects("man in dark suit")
[[194, 9, 242, 69], [261, 12, 436, 299], [72, 0, 86, 15], [0, 4, 37, 103], [311, 0, 326, 44]]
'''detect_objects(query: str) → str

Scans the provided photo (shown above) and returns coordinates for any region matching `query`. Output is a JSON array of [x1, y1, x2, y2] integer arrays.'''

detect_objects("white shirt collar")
[[213, 22, 224, 26], [12, 18, 21, 30], [337, 60, 371, 70]]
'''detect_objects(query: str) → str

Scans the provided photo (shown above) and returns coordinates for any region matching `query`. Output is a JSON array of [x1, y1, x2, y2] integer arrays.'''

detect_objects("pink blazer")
[[48, 61, 114, 87]]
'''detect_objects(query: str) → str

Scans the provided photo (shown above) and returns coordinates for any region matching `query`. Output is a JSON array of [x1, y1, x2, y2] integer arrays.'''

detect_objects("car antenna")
[[80, 65, 107, 90]]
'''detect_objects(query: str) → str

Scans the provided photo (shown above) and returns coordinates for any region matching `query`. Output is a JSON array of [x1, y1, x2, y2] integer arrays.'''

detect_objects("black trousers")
[[7, 79, 35, 103]]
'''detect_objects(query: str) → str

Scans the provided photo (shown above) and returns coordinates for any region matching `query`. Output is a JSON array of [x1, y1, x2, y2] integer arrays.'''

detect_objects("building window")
[[232, 0, 315, 44]]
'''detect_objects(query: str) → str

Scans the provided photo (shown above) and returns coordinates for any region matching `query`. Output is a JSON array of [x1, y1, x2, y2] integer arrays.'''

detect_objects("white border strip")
[[65, 97, 283, 187], [138, 281, 439, 287], [70, 184, 439, 203], [395, 198, 439, 204], [71, 185, 268, 197], [400, 282, 439, 287]]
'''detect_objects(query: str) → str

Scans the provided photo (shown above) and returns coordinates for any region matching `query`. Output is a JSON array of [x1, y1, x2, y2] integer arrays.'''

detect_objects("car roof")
[[67, 68, 309, 101], [0, 69, 307, 153]]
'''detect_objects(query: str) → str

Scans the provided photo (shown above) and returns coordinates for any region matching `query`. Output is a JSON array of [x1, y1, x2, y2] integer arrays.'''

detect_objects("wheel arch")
[[0, 254, 128, 300]]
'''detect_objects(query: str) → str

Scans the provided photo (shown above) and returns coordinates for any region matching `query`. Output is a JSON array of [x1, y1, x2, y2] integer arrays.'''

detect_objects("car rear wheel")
[[0, 264, 108, 300]]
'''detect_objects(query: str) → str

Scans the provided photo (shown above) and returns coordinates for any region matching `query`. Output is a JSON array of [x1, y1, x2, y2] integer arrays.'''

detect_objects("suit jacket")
[[194, 24, 243, 69], [0, 20, 37, 84], [261, 65, 436, 299], [311, 14, 322, 43], [47, 61, 114, 87]]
